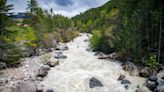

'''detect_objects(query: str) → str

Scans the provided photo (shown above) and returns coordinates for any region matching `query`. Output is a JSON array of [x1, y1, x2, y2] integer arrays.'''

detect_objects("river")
[[40, 33, 145, 92]]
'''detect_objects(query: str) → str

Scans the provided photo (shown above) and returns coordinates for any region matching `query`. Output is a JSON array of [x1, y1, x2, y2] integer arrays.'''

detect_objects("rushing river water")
[[41, 33, 145, 92]]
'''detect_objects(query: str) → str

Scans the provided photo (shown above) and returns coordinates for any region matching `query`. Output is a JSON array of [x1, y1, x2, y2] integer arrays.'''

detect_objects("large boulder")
[[89, 77, 103, 88], [47, 58, 59, 67], [157, 70, 164, 79], [139, 67, 157, 77], [122, 62, 139, 76]]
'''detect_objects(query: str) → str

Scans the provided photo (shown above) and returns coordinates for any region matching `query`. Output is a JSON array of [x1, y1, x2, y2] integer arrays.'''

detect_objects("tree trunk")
[[157, 19, 162, 63]]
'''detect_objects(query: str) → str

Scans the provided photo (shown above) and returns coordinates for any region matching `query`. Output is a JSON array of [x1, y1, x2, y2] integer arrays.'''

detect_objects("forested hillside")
[[73, 0, 164, 67]]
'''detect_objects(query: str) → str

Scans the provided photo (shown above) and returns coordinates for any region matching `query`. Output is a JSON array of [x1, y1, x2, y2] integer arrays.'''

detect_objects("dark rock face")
[[0, 62, 7, 69], [118, 75, 126, 81], [121, 79, 131, 84], [89, 77, 103, 88]]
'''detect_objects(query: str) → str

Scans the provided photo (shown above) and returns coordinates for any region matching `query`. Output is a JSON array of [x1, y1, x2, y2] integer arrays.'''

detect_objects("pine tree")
[[27, 0, 38, 14], [0, 0, 13, 61]]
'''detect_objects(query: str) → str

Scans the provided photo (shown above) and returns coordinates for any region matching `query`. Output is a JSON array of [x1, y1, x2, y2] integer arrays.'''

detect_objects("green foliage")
[[73, 0, 164, 66], [145, 53, 159, 70], [90, 30, 114, 53]]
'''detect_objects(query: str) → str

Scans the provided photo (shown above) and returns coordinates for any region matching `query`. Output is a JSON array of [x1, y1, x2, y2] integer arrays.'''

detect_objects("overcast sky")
[[7, 0, 109, 17]]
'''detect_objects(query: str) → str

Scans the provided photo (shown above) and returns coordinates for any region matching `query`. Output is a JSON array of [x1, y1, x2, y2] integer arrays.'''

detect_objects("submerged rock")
[[121, 79, 131, 84], [46, 89, 54, 92], [54, 54, 67, 59], [89, 77, 103, 88]]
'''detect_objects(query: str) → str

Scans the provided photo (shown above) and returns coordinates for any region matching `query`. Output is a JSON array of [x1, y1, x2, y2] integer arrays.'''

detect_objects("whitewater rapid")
[[41, 33, 145, 92]]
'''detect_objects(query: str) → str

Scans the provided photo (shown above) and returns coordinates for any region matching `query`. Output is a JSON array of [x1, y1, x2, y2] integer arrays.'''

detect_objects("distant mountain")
[[12, 12, 31, 20]]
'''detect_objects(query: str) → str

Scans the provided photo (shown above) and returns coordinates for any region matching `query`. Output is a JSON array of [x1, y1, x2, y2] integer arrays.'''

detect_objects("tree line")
[[0, 0, 78, 64], [73, 0, 164, 69]]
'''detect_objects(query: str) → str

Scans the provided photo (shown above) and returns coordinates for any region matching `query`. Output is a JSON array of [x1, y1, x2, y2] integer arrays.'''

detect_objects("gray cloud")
[[7, 0, 109, 17]]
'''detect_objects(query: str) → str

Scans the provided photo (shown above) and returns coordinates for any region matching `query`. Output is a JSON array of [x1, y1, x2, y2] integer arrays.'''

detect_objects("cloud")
[[7, 0, 109, 17]]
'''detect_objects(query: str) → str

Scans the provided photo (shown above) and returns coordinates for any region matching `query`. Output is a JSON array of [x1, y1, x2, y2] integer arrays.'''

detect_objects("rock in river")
[[121, 79, 131, 84], [118, 75, 126, 81], [37, 66, 48, 78], [89, 77, 103, 88], [47, 58, 59, 67]]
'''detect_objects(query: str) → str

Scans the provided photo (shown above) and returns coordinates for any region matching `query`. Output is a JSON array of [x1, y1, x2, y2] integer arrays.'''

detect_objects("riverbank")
[[0, 33, 163, 92]]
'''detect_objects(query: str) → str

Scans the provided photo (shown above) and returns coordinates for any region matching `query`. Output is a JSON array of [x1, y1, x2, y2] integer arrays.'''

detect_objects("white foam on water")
[[41, 33, 145, 92]]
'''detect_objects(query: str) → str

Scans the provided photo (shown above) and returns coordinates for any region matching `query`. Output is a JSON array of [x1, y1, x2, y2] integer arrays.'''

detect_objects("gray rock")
[[0, 62, 7, 69], [156, 84, 164, 92], [122, 62, 139, 76], [43, 65, 50, 70], [121, 79, 131, 84], [118, 75, 126, 81], [54, 54, 67, 59], [47, 58, 59, 67], [36, 85, 44, 92], [157, 70, 164, 79], [148, 75, 158, 81], [89, 77, 103, 88], [37, 66, 48, 78], [124, 85, 129, 89], [146, 80, 157, 91], [139, 67, 157, 77]]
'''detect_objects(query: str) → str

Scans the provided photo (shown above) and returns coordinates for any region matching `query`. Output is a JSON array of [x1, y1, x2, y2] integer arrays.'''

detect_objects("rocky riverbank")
[[0, 33, 163, 92], [0, 43, 68, 92]]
